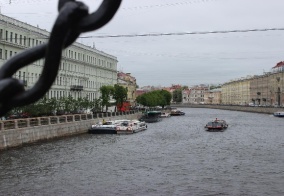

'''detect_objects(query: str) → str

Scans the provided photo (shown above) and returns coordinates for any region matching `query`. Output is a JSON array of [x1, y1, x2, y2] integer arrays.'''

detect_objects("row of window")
[[15, 70, 115, 91], [0, 48, 17, 59], [1, 47, 115, 80], [0, 28, 44, 47], [46, 90, 96, 101], [0, 28, 115, 69]]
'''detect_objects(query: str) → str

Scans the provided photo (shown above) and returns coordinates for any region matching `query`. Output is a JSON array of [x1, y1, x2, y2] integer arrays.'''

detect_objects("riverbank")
[[0, 111, 141, 151], [171, 104, 283, 114]]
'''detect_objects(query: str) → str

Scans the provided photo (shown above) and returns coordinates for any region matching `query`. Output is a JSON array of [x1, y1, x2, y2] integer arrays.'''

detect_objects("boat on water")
[[139, 111, 162, 123], [88, 119, 147, 134], [88, 120, 119, 134], [160, 112, 171, 118], [170, 109, 185, 116], [116, 119, 147, 134], [205, 118, 228, 132], [273, 111, 284, 117]]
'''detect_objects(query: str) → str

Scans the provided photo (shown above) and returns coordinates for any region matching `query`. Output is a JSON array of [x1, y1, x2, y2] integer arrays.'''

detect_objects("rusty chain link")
[[0, 0, 122, 116]]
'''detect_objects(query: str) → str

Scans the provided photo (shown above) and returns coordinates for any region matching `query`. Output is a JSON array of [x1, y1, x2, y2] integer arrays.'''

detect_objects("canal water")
[[0, 108, 284, 196]]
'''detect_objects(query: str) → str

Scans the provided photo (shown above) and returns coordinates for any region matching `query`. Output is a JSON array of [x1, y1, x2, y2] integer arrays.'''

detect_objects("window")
[[5, 31, 8, 41], [5, 50, 7, 59], [10, 32, 13, 42], [24, 36, 26, 46], [10, 51, 12, 58], [0, 29, 2, 39], [20, 35, 22, 45], [15, 33, 18, 43], [0, 49, 2, 59]]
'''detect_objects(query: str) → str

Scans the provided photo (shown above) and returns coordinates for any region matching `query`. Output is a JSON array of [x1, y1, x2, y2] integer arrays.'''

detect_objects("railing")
[[0, 111, 136, 131]]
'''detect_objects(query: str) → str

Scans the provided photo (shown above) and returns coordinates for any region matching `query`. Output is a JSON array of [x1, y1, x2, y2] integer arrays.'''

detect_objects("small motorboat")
[[170, 109, 185, 116], [205, 118, 228, 132], [273, 111, 284, 117], [160, 112, 171, 118]]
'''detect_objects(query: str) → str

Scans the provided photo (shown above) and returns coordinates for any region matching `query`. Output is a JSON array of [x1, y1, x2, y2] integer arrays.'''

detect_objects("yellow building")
[[221, 77, 251, 105], [117, 72, 137, 105], [204, 88, 222, 104]]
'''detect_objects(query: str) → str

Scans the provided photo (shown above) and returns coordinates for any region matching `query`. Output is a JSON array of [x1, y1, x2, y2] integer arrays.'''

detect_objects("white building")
[[0, 14, 118, 101]]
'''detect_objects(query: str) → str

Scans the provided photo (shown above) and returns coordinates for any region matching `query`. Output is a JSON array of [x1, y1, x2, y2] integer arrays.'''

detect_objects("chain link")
[[0, 0, 122, 116]]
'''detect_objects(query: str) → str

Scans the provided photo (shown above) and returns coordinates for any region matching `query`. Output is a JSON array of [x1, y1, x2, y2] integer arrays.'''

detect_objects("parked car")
[[7, 112, 30, 119]]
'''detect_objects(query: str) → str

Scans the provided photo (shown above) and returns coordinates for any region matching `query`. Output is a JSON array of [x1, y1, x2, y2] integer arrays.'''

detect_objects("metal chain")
[[0, 0, 122, 116]]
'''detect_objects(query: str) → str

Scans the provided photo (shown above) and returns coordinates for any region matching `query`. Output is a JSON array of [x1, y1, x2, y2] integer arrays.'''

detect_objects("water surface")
[[1, 108, 284, 196]]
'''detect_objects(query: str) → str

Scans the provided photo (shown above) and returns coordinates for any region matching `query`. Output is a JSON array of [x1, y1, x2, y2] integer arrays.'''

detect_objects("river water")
[[0, 108, 284, 196]]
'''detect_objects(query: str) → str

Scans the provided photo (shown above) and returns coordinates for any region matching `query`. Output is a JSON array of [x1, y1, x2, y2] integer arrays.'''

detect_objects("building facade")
[[222, 77, 251, 105], [117, 72, 137, 105], [188, 85, 208, 104], [0, 14, 118, 101], [182, 89, 191, 104], [221, 62, 284, 106], [204, 88, 222, 104]]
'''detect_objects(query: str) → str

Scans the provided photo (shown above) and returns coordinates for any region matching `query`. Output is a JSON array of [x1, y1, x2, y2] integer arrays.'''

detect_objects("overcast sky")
[[2, 0, 284, 87]]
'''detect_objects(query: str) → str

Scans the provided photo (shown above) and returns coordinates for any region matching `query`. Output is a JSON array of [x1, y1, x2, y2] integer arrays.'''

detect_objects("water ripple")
[[1, 108, 284, 196]]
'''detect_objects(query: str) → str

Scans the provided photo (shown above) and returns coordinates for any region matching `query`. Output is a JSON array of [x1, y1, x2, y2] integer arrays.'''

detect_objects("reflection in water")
[[1, 108, 284, 196]]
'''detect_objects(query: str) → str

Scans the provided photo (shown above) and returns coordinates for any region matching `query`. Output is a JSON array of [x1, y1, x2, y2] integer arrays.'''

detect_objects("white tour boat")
[[116, 119, 147, 134]]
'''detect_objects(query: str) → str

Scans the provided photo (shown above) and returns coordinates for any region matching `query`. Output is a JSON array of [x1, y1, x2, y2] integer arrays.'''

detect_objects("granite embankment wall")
[[0, 112, 141, 151], [171, 104, 283, 114]]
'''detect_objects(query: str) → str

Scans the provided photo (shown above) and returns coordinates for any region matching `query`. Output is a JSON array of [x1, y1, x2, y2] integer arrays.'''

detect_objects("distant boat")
[[273, 111, 284, 117], [170, 109, 185, 116], [205, 118, 228, 132], [139, 111, 162, 123], [160, 112, 171, 118]]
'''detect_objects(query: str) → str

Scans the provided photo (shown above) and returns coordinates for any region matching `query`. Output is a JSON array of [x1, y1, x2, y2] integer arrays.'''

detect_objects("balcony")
[[70, 85, 83, 91]]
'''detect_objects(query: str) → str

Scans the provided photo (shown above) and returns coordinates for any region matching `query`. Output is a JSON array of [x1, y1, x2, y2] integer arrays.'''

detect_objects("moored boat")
[[273, 111, 284, 117], [88, 119, 128, 134], [205, 118, 228, 132], [139, 111, 162, 123], [170, 109, 185, 116], [116, 119, 147, 134], [160, 112, 171, 118], [88, 120, 117, 134]]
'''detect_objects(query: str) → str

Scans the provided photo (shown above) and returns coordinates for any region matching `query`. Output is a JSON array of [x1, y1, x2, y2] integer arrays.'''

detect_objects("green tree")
[[172, 89, 182, 103], [136, 90, 172, 108], [159, 90, 172, 108], [61, 96, 75, 113], [100, 85, 114, 112], [112, 84, 127, 112], [92, 98, 102, 112]]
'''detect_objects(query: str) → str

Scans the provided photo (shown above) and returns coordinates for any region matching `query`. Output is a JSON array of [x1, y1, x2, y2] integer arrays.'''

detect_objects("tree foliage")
[[99, 85, 114, 112], [136, 90, 172, 107], [7, 95, 97, 117], [112, 84, 128, 111], [172, 89, 182, 103]]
